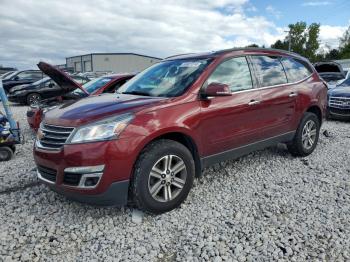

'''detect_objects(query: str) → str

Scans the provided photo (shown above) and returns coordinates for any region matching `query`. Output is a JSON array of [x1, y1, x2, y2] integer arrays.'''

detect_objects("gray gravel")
[[1, 103, 350, 261]]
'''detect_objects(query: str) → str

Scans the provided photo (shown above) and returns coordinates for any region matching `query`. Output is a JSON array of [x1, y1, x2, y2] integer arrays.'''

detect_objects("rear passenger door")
[[249, 55, 297, 137]]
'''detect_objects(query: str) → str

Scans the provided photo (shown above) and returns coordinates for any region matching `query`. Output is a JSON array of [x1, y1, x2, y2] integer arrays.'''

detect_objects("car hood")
[[43, 93, 167, 126], [37, 61, 88, 96], [328, 85, 350, 97]]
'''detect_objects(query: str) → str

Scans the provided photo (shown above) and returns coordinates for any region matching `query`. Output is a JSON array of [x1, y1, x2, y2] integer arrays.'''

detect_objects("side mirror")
[[203, 82, 232, 97], [12, 76, 19, 81], [48, 83, 55, 88]]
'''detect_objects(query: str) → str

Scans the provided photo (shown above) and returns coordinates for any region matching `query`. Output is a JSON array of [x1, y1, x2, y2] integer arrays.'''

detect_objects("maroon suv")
[[34, 48, 327, 214]]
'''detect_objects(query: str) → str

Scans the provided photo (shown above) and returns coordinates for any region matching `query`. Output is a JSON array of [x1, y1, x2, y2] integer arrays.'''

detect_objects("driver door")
[[198, 56, 266, 158]]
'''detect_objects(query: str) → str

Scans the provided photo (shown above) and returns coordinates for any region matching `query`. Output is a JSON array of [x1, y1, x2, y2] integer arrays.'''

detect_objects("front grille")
[[329, 107, 350, 116], [63, 172, 82, 186], [37, 165, 57, 182], [329, 96, 350, 109], [38, 124, 74, 150]]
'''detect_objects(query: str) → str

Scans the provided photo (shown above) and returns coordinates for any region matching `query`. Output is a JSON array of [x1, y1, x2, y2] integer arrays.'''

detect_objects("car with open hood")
[[33, 48, 327, 214], [26, 62, 135, 130], [314, 61, 346, 89], [327, 77, 350, 119], [8, 75, 90, 105]]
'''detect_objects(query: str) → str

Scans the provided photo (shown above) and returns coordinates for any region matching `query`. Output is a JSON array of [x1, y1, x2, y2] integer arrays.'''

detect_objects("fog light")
[[84, 177, 100, 187]]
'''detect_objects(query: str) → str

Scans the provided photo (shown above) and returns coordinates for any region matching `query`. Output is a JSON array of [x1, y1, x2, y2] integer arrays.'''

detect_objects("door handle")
[[248, 100, 260, 106], [289, 92, 298, 97]]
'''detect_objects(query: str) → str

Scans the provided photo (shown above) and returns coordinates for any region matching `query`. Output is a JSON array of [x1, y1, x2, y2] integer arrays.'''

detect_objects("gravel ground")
[[0, 103, 350, 261]]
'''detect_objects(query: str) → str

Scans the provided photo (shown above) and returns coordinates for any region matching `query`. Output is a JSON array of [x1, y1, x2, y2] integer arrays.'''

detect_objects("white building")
[[66, 53, 162, 73]]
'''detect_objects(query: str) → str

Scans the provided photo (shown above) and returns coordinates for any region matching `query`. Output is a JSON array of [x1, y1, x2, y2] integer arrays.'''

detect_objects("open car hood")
[[37, 62, 88, 95]]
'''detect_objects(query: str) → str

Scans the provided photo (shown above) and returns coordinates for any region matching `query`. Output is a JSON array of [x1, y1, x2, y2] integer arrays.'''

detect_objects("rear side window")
[[206, 57, 253, 92], [281, 57, 313, 83], [251, 56, 287, 87]]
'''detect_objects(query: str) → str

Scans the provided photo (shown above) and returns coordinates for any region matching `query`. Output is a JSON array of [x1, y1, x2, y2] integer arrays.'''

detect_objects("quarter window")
[[206, 57, 253, 92], [281, 57, 313, 83], [251, 56, 287, 87]]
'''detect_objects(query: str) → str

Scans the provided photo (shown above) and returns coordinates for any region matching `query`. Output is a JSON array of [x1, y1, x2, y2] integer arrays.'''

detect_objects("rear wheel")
[[0, 146, 14, 161], [287, 112, 320, 157], [131, 139, 195, 214], [26, 93, 41, 106]]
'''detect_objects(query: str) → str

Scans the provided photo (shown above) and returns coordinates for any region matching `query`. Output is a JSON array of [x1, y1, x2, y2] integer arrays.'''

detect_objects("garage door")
[[84, 61, 92, 72]]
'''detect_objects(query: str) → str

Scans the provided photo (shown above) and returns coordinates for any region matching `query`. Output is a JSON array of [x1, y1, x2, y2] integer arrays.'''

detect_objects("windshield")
[[32, 77, 51, 85], [73, 77, 113, 94], [338, 77, 350, 87], [117, 58, 213, 97]]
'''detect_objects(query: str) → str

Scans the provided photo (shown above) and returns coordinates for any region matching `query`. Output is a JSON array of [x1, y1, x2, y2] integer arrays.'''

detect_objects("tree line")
[[248, 22, 350, 63]]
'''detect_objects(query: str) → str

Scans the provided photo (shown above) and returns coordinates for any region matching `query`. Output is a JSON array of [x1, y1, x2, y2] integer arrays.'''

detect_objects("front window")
[[73, 77, 114, 95], [117, 58, 213, 97]]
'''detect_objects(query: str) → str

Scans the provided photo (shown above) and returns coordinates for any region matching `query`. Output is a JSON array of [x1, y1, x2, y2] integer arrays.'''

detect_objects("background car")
[[0, 71, 16, 79], [327, 77, 350, 119], [2, 70, 46, 93], [8, 75, 90, 105], [26, 62, 135, 130], [314, 61, 346, 89]]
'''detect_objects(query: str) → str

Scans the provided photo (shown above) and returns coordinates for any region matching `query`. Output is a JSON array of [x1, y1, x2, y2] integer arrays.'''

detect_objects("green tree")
[[270, 21, 320, 61]]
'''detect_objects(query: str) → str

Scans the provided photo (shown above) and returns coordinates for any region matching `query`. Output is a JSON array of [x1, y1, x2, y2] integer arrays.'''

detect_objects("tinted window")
[[206, 57, 253, 92], [16, 71, 33, 80], [30, 71, 43, 79], [251, 56, 287, 87], [281, 58, 312, 83]]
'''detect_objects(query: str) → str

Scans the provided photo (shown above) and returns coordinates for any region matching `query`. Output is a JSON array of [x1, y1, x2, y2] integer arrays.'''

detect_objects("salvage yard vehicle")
[[8, 75, 90, 106], [327, 77, 350, 119], [34, 48, 327, 214], [26, 62, 135, 130], [2, 70, 45, 93], [314, 61, 346, 89]]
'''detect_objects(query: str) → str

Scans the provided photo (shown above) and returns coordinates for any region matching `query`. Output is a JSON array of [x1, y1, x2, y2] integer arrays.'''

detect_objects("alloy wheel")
[[302, 120, 317, 150], [29, 94, 41, 106], [148, 154, 187, 202]]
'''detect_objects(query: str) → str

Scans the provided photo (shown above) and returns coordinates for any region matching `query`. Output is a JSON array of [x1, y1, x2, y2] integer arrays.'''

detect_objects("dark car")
[[34, 48, 327, 214], [327, 77, 350, 119], [314, 61, 346, 89], [2, 70, 45, 93], [27, 62, 135, 130], [8, 75, 90, 105]]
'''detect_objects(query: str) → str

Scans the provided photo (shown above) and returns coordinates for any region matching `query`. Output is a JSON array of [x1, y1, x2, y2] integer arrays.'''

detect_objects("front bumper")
[[328, 107, 350, 119], [49, 178, 129, 206], [34, 136, 143, 206]]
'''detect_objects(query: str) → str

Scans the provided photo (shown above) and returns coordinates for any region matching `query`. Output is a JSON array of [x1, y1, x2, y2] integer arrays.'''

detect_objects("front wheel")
[[26, 93, 41, 106], [131, 139, 195, 214], [287, 112, 320, 157]]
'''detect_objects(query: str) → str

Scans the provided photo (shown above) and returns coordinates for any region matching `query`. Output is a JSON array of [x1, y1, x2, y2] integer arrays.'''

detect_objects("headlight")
[[67, 113, 134, 144]]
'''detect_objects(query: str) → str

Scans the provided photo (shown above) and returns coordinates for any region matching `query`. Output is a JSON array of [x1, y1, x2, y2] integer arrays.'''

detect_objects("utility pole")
[[285, 30, 292, 51]]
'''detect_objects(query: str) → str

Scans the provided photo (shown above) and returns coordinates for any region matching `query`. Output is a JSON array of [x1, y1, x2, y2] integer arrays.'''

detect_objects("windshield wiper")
[[122, 91, 151, 96]]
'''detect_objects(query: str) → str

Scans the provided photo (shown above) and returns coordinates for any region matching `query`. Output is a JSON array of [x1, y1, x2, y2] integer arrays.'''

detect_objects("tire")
[[287, 112, 320, 157], [0, 146, 14, 161], [131, 139, 195, 214], [26, 93, 41, 106]]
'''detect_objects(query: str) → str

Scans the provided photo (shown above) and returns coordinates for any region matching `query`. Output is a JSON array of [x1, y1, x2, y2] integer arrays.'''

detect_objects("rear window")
[[281, 58, 313, 83], [251, 56, 287, 87]]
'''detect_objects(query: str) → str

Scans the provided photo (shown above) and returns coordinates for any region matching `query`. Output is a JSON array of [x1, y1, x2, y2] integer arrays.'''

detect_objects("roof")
[[164, 47, 306, 61], [66, 53, 162, 60]]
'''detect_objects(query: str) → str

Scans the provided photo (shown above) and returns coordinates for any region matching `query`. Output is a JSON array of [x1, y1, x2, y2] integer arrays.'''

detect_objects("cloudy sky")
[[0, 0, 349, 69]]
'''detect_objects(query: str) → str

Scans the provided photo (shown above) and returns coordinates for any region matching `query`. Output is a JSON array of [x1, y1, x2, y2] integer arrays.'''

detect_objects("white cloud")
[[0, 0, 347, 70], [0, 0, 283, 69], [265, 5, 282, 20], [302, 1, 332, 6], [319, 25, 347, 50]]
